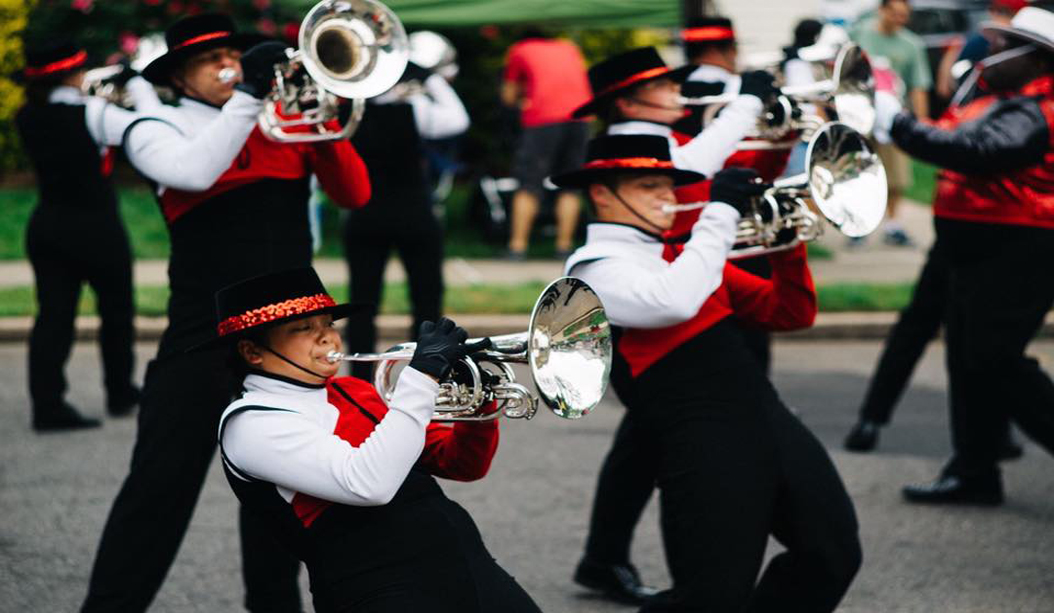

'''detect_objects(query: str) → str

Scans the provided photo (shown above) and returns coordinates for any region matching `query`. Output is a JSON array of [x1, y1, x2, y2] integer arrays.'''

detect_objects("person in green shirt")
[[851, 0, 932, 246]]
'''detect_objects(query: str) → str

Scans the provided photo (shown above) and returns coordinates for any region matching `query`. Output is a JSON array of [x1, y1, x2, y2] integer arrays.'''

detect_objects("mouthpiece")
[[218, 67, 238, 84], [662, 202, 708, 214], [326, 350, 344, 363]]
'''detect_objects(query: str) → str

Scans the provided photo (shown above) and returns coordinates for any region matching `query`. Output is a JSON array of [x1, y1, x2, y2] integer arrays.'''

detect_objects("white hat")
[[983, 6, 1054, 53]]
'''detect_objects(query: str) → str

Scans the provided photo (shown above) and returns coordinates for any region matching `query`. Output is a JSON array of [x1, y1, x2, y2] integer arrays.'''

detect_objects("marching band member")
[[567, 46, 778, 604], [559, 134, 860, 611], [211, 267, 540, 613], [678, 16, 798, 374], [81, 14, 370, 612], [343, 60, 470, 380], [877, 6, 1054, 505], [14, 41, 156, 431]]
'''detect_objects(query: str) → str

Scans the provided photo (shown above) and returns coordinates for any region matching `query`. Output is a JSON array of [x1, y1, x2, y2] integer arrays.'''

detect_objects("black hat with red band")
[[142, 13, 266, 85], [13, 41, 89, 84], [195, 267, 366, 350], [681, 17, 736, 44], [572, 47, 694, 119], [550, 134, 704, 189]]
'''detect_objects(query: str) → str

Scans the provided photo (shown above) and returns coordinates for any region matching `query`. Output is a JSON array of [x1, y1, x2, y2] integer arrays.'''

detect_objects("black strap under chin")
[[607, 181, 667, 235], [259, 344, 330, 381]]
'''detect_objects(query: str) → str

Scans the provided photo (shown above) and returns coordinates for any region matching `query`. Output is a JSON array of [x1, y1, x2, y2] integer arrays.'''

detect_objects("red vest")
[[616, 243, 816, 377], [932, 75, 1054, 230], [290, 376, 499, 527]]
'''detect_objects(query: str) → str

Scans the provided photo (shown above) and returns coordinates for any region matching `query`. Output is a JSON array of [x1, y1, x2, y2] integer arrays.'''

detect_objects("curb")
[[3, 312, 1054, 343]]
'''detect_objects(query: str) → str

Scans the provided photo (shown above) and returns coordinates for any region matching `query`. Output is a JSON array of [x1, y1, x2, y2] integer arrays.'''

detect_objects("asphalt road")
[[2, 339, 1053, 612]]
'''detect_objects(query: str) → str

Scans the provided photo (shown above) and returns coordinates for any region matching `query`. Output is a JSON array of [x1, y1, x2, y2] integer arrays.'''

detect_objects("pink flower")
[[256, 17, 277, 36], [282, 22, 300, 44], [253, 0, 271, 10], [119, 32, 139, 54], [71, 0, 93, 13], [142, 0, 162, 5]]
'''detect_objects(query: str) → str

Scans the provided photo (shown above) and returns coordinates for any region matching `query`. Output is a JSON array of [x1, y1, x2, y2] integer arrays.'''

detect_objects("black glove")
[[409, 318, 492, 380], [111, 58, 138, 87], [234, 41, 288, 99], [710, 167, 768, 216], [738, 69, 779, 103]]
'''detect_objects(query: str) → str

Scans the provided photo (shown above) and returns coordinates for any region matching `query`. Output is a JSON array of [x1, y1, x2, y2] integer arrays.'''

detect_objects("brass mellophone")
[[664, 121, 887, 258], [327, 277, 613, 422]]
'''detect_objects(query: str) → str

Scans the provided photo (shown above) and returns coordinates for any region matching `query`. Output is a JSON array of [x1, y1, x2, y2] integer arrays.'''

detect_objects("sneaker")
[[501, 249, 527, 262], [846, 235, 867, 249], [107, 385, 141, 417], [883, 228, 915, 247]]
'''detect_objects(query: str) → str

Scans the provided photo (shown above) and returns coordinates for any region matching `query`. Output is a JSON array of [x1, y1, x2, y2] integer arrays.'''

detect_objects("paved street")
[[2, 338, 1053, 612]]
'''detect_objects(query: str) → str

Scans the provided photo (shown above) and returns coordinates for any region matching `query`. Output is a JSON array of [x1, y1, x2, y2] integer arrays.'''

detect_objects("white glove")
[[873, 90, 902, 145]]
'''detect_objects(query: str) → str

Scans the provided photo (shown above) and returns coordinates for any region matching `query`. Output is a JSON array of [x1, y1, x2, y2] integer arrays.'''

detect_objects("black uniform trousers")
[[343, 197, 443, 379], [938, 218, 1054, 478], [26, 205, 135, 415], [592, 321, 861, 611], [582, 252, 772, 571], [83, 180, 314, 612]]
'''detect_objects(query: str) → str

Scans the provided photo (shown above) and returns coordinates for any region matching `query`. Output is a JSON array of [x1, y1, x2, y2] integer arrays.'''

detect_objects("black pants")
[[858, 236, 949, 424], [591, 322, 861, 611], [25, 205, 135, 415], [81, 346, 301, 612], [938, 218, 1054, 478], [343, 201, 443, 380], [731, 255, 773, 375]]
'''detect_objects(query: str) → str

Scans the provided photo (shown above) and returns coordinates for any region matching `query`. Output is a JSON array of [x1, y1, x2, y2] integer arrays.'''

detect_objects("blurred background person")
[[851, 0, 932, 247], [13, 40, 153, 432], [780, 18, 825, 177], [343, 58, 469, 380], [500, 28, 591, 260]]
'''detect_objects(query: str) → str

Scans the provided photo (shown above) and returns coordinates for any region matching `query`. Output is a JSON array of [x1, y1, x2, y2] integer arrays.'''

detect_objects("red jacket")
[[617, 244, 816, 377], [894, 75, 1054, 230], [290, 376, 499, 527]]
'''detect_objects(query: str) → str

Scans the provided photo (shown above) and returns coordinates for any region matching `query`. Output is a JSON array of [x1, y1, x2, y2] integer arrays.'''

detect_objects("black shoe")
[[902, 474, 1004, 506], [574, 557, 659, 605], [33, 403, 102, 433], [502, 248, 527, 262], [844, 420, 880, 452], [999, 436, 1024, 462], [106, 385, 141, 417]]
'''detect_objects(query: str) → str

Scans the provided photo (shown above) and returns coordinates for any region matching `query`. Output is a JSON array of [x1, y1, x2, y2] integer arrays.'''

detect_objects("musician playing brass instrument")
[[558, 134, 861, 611], [14, 40, 159, 432], [81, 9, 375, 611], [213, 267, 542, 613]]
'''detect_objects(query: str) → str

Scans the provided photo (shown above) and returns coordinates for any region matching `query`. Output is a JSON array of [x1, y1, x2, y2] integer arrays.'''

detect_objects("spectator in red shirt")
[[501, 28, 591, 259]]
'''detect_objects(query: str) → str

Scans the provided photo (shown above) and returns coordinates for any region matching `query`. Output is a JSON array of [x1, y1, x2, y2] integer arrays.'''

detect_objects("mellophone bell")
[[328, 276, 613, 421]]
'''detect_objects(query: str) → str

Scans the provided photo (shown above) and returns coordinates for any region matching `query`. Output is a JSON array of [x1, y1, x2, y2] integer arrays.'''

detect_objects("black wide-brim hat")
[[681, 17, 736, 44], [194, 267, 366, 351], [142, 13, 267, 85], [12, 41, 89, 84], [550, 134, 704, 189], [572, 46, 694, 119]]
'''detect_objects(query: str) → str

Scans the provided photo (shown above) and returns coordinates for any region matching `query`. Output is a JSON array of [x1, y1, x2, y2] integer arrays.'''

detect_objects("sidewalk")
[[0, 200, 979, 342]]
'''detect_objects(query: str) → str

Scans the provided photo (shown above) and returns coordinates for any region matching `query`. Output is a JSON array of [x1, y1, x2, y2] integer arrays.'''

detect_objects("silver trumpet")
[[326, 277, 613, 422], [665, 122, 887, 258], [679, 44, 876, 149], [219, 0, 408, 142], [82, 33, 171, 108]]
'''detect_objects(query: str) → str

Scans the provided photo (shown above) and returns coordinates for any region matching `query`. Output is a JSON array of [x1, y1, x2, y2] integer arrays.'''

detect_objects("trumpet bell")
[[528, 277, 612, 419], [299, 0, 408, 100], [806, 121, 887, 238], [829, 44, 876, 136]]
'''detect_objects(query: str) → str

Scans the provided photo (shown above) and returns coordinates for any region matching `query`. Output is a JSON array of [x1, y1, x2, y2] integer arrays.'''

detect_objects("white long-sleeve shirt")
[[123, 91, 264, 192], [607, 91, 762, 178], [220, 368, 438, 507], [49, 76, 161, 147], [564, 203, 740, 329]]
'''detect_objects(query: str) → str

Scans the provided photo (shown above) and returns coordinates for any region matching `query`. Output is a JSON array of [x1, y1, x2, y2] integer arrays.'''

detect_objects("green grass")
[[0, 281, 914, 317], [905, 159, 938, 205], [0, 183, 576, 261]]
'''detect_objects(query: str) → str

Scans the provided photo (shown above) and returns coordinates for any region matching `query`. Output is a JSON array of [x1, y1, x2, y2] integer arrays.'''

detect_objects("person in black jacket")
[[14, 41, 156, 432], [873, 6, 1054, 505]]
